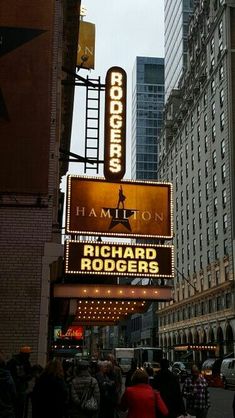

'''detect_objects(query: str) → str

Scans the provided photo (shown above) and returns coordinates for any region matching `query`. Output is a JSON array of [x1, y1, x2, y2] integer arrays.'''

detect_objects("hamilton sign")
[[65, 240, 174, 278], [66, 175, 173, 239]]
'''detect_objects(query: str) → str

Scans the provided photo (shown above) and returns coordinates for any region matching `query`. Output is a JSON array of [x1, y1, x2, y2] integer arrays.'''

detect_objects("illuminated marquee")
[[66, 176, 173, 239], [65, 240, 174, 278], [104, 66, 127, 181]]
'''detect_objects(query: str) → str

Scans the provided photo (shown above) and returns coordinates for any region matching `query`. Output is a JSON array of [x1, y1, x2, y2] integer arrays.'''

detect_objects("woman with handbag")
[[119, 368, 169, 418], [69, 360, 100, 418]]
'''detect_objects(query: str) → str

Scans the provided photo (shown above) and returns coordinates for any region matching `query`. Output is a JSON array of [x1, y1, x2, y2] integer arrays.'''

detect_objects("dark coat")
[[31, 372, 68, 418], [0, 366, 16, 418], [153, 369, 186, 418], [69, 369, 100, 418]]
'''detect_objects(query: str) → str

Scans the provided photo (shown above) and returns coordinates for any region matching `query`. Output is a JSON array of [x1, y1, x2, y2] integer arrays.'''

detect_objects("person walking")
[[96, 360, 116, 418], [7, 346, 32, 418], [125, 358, 137, 387], [0, 350, 17, 418], [69, 359, 100, 418], [119, 368, 168, 418], [152, 358, 186, 418], [31, 358, 68, 418], [182, 364, 210, 418]]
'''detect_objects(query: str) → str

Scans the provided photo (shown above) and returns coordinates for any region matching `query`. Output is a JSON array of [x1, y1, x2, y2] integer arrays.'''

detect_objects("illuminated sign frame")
[[104, 66, 127, 181], [66, 175, 173, 239], [65, 240, 174, 278]]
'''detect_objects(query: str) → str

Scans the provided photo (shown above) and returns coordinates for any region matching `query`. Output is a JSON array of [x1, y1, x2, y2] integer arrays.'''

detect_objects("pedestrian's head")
[[44, 358, 64, 378], [160, 358, 170, 370], [191, 364, 200, 377], [131, 368, 149, 385], [20, 346, 31, 359], [75, 359, 90, 373]]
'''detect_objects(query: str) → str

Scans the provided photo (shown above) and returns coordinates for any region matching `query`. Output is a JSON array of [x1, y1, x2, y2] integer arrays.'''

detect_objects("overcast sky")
[[63, 0, 165, 183]]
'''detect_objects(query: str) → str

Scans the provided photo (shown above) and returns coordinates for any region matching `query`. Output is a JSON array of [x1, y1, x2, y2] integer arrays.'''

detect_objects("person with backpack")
[[69, 359, 100, 418]]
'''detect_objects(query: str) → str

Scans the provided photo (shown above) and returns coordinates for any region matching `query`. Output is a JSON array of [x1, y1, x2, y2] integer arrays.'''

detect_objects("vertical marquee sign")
[[104, 66, 127, 181]]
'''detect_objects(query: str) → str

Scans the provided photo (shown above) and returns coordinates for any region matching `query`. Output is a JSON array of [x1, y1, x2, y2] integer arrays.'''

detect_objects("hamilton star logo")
[[103, 185, 138, 231]]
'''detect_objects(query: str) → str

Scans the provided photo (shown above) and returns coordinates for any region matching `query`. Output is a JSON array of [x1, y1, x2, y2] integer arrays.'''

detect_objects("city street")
[[207, 387, 234, 418]]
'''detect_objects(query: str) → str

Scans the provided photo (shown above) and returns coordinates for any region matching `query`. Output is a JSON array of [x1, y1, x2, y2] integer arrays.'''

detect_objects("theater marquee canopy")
[[66, 176, 173, 239], [65, 240, 174, 278]]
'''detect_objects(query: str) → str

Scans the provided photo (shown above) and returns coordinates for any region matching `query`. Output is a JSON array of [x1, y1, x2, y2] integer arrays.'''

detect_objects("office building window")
[[221, 138, 225, 158], [218, 20, 223, 38], [219, 65, 224, 81], [206, 205, 209, 223], [207, 227, 210, 245], [214, 220, 218, 239], [212, 124, 216, 142], [199, 233, 203, 251], [181, 191, 184, 206], [208, 273, 212, 288], [214, 197, 218, 215], [204, 135, 208, 152], [221, 164, 226, 183], [210, 37, 215, 54], [193, 239, 196, 256], [213, 173, 217, 191], [186, 204, 189, 220], [204, 114, 207, 131], [192, 198, 195, 214], [187, 243, 190, 259], [225, 264, 229, 280], [198, 190, 202, 207], [220, 88, 224, 107], [215, 245, 219, 261], [220, 112, 225, 131], [187, 224, 189, 240], [211, 79, 215, 95], [223, 213, 228, 232], [193, 218, 196, 234], [199, 212, 202, 229], [191, 155, 194, 170], [186, 184, 189, 200], [215, 268, 220, 285], [185, 143, 188, 159], [192, 177, 195, 193], [203, 92, 207, 107], [200, 255, 203, 270], [222, 188, 227, 207], [212, 102, 215, 120], [225, 293, 231, 308], [191, 135, 194, 150], [205, 160, 209, 177], [193, 259, 196, 273], [212, 150, 216, 168], [224, 239, 228, 255], [205, 182, 209, 200], [197, 126, 200, 141]]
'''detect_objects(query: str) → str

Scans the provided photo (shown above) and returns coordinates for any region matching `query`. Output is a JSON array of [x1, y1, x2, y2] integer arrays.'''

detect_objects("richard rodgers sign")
[[66, 176, 173, 239], [65, 240, 174, 278]]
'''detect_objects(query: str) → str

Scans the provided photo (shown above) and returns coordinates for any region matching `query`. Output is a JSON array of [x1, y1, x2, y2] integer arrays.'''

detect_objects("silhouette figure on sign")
[[117, 186, 126, 209]]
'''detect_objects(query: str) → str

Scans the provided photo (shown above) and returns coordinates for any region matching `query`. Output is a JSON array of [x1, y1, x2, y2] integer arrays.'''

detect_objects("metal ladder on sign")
[[84, 76, 105, 174]]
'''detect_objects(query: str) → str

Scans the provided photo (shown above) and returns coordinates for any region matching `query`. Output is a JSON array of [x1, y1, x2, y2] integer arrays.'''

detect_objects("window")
[[198, 190, 202, 207], [221, 138, 225, 158], [192, 177, 195, 193], [204, 135, 208, 152], [193, 259, 196, 273], [191, 135, 194, 151], [221, 164, 226, 183], [185, 144, 188, 159], [210, 37, 215, 55], [186, 162, 189, 177], [198, 168, 201, 185], [187, 224, 189, 240], [204, 114, 208, 131], [225, 265, 229, 280], [197, 126, 200, 141], [214, 220, 218, 239], [207, 250, 210, 264], [222, 188, 227, 207], [197, 103, 200, 118], [198, 145, 201, 162], [220, 112, 225, 131], [193, 218, 196, 234], [218, 20, 223, 38], [191, 155, 194, 170], [219, 65, 224, 81], [205, 160, 209, 177], [187, 243, 190, 259], [181, 191, 183, 206], [199, 212, 202, 229], [186, 204, 189, 220], [223, 213, 228, 232], [220, 89, 224, 107], [186, 184, 189, 200], [217, 296, 222, 311], [215, 245, 219, 260], [206, 205, 210, 223], [212, 124, 216, 142], [213, 173, 217, 191], [214, 197, 218, 215], [205, 183, 209, 200], [225, 293, 231, 308], [207, 227, 210, 245], [203, 92, 207, 107], [199, 233, 203, 251], [211, 78, 215, 95], [192, 197, 195, 214], [212, 150, 216, 168], [193, 239, 196, 256], [212, 102, 215, 120]]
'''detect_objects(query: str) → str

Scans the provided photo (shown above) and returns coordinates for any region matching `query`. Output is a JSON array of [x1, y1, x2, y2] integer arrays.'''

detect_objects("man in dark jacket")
[[7, 346, 32, 418], [0, 350, 17, 418], [153, 358, 186, 418]]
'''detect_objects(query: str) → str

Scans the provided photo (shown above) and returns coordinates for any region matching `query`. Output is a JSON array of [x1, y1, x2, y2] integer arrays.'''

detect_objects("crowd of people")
[[0, 346, 232, 418]]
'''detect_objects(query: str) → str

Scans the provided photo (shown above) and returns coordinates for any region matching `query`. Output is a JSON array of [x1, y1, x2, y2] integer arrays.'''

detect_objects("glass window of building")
[[223, 213, 228, 232], [186, 203, 189, 220], [185, 143, 188, 159], [225, 293, 231, 308], [193, 239, 196, 256], [198, 145, 201, 162], [204, 114, 207, 131], [213, 173, 217, 191], [192, 197, 195, 214], [214, 197, 218, 215], [219, 65, 224, 81], [212, 124, 216, 142], [218, 20, 223, 38], [220, 112, 225, 131], [198, 168, 201, 185], [193, 259, 196, 273], [221, 138, 225, 158], [199, 212, 202, 229], [222, 188, 227, 207], [215, 245, 219, 261], [191, 135, 194, 150], [206, 205, 210, 223], [219, 40, 223, 54], [204, 135, 208, 152], [214, 220, 219, 239], [199, 190, 202, 207], [191, 155, 194, 170], [193, 218, 196, 234], [211, 78, 215, 95], [203, 91, 207, 107], [225, 264, 229, 280], [207, 249, 210, 264], [187, 243, 190, 259], [215, 268, 220, 284], [207, 227, 210, 245], [205, 160, 209, 177], [199, 233, 203, 251], [197, 103, 200, 118], [181, 229, 184, 245], [212, 150, 216, 168], [197, 126, 200, 141], [212, 102, 215, 120], [187, 224, 189, 240], [186, 162, 189, 177], [192, 177, 195, 193], [210, 37, 215, 55], [221, 163, 226, 183], [205, 182, 209, 200], [208, 273, 212, 289], [181, 191, 184, 206], [220, 88, 224, 107], [200, 255, 203, 270]]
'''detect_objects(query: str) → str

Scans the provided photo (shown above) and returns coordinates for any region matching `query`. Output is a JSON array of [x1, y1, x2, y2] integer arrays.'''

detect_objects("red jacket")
[[120, 383, 169, 418]]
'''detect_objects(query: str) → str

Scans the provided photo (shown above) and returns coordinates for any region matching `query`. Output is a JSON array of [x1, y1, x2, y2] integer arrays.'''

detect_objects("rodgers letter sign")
[[104, 66, 127, 181]]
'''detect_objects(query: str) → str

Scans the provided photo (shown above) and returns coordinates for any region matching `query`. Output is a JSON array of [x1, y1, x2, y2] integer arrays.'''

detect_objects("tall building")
[[158, 0, 235, 364], [164, 0, 195, 102], [130, 56, 164, 347], [131, 56, 164, 180], [0, 0, 80, 364]]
